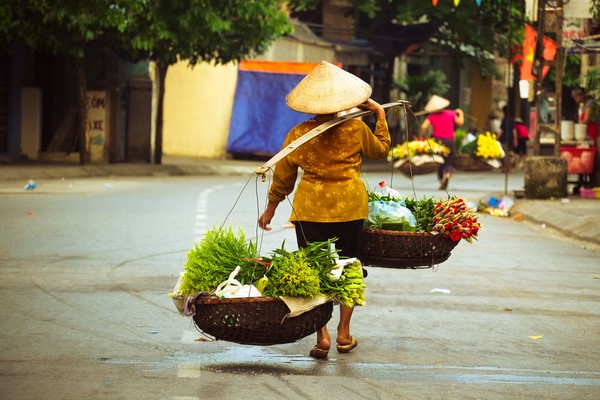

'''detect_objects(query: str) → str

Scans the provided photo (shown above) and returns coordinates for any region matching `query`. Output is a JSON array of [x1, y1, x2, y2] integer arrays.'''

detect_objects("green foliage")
[[180, 227, 343, 299], [320, 259, 366, 307], [111, 0, 293, 66], [2, 0, 293, 66], [260, 239, 338, 298], [261, 249, 322, 298], [460, 138, 477, 156], [592, 0, 600, 25], [180, 226, 259, 296], [288, 0, 523, 76], [402, 196, 437, 233], [1, 0, 129, 56], [454, 128, 467, 153], [561, 55, 583, 88], [394, 70, 450, 113], [578, 67, 600, 122]]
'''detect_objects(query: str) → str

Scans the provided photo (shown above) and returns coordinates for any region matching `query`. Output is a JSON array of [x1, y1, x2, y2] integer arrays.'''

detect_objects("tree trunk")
[[75, 56, 89, 164], [153, 59, 168, 165]]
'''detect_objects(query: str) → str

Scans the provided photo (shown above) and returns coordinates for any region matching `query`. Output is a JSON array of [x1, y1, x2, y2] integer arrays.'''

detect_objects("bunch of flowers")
[[475, 131, 504, 159], [388, 138, 450, 161], [461, 131, 504, 159], [431, 198, 480, 243]]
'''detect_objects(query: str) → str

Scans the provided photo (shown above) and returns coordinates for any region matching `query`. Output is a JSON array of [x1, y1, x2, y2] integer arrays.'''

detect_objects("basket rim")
[[362, 228, 444, 238], [195, 296, 335, 306], [195, 296, 283, 305]]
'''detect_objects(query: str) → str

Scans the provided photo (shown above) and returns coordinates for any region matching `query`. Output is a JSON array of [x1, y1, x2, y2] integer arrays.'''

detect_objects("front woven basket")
[[360, 228, 459, 269], [193, 296, 333, 346]]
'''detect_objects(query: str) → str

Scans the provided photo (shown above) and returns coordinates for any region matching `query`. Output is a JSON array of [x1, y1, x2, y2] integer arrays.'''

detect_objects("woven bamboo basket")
[[360, 228, 460, 269], [395, 155, 444, 177], [193, 296, 333, 345], [397, 161, 438, 176], [453, 154, 494, 171]]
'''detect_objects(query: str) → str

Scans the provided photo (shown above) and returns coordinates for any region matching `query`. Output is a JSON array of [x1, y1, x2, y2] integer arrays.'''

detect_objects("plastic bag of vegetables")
[[364, 199, 417, 231]]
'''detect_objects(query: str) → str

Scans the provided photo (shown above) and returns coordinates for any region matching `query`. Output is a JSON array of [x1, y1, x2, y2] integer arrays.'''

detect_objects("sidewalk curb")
[[512, 199, 600, 247], [0, 162, 261, 182]]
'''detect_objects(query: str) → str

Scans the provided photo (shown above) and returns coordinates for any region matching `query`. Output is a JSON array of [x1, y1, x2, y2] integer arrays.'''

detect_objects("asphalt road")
[[0, 172, 599, 400]]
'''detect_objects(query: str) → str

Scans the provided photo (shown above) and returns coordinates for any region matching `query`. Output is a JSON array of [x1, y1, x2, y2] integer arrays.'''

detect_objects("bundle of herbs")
[[178, 228, 367, 307], [179, 226, 262, 297], [259, 240, 337, 298]]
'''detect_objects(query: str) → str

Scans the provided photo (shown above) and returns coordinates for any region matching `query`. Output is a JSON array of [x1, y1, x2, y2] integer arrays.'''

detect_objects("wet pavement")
[[1, 155, 599, 246], [0, 165, 599, 399]]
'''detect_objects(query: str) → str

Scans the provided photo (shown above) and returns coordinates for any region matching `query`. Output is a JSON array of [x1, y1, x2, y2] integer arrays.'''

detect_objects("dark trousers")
[[294, 219, 363, 258], [435, 137, 456, 180]]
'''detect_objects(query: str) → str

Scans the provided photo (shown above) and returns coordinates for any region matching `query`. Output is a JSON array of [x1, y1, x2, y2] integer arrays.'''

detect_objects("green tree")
[[289, 0, 523, 76], [111, 0, 293, 164], [394, 70, 450, 113], [1, 0, 130, 163], [2, 0, 294, 164], [591, 0, 600, 24], [393, 70, 450, 137]]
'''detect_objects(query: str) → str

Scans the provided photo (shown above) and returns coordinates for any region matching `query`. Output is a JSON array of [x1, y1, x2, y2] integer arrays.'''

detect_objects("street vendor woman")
[[258, 60, 390, 359]]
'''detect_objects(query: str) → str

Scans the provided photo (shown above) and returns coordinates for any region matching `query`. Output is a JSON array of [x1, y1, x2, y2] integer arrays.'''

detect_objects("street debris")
[[24, 180, 36, 190], [430, 288, 451, 294], [480, 195, 514, 217]]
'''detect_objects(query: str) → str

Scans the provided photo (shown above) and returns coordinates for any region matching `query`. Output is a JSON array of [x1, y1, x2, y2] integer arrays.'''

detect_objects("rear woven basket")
[[193, 296, 333, 346], [396, 160, 440, 176], [360, 228, 459, 269], [453, 154, 494, 171]]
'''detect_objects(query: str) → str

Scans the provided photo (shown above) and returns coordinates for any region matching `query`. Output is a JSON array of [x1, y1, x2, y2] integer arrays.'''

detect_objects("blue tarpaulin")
[[226, 61, 320, 156]]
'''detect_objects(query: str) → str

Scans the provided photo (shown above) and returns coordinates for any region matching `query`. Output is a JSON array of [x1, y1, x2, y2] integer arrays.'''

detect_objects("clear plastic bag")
[[214, 266, 262, 298], [365, 200, 417, 231]]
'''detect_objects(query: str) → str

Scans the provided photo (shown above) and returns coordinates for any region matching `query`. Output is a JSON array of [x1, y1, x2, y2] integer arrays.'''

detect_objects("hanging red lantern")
[[432, 0, 439, 6]]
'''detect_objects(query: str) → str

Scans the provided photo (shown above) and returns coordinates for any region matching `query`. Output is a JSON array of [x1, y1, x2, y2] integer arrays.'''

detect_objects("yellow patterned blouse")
[[268, 117, 390, 223]]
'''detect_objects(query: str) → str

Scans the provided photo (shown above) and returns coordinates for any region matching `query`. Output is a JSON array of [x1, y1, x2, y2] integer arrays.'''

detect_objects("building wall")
[[162, 61, 238, 158], [257, 37, 336, 63], [468, 63, 494, 132], [162, 35, 342, 159]]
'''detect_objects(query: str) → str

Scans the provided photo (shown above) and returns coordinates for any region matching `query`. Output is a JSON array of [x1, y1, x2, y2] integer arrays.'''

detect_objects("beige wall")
[[469, 63, 494, 132], [163, 61, 238, 158]]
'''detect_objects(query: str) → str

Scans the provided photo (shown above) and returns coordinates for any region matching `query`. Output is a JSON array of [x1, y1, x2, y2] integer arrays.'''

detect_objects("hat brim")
[[423, 95, 450, 113], [286, 61, 372, 114]]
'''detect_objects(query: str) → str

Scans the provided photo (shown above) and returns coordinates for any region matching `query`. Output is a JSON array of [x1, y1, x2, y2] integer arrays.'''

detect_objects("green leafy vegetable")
[[321, 259, 367, 307], [179, 226, 259, 297], [178, 228, 362, 305], [403, 196, 438, 232], [261, 249, 322, 298]]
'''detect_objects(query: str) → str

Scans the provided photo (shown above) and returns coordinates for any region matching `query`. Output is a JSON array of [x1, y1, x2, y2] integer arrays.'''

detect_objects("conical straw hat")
[[423, 95, 450, 113], [286, 61, 372, 114]]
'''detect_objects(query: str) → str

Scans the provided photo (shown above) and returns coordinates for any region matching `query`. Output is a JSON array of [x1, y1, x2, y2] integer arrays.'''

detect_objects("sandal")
[[309, 346, 329, 359], [336, 336, 358, 353]]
